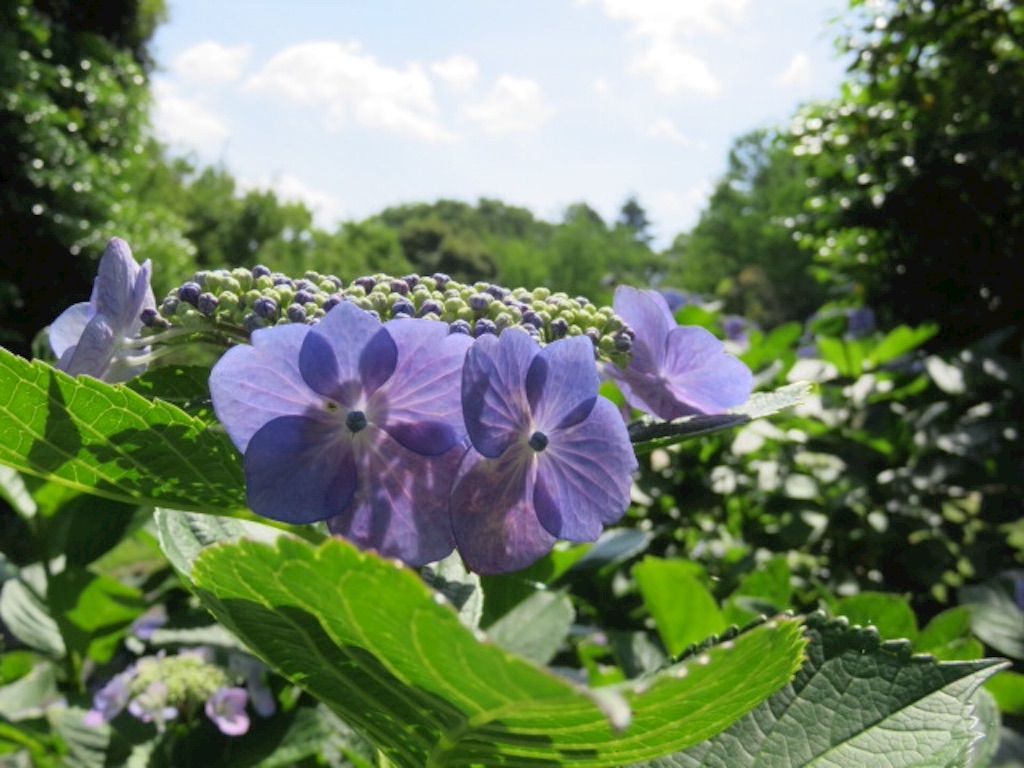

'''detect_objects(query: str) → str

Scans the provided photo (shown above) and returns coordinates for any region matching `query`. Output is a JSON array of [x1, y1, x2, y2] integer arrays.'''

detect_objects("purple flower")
[[210, 301, 472, 566], [48, 238, 156, 383], [127, 681, 178, 730], [83, 668, 135, 726], [205, 687, 251, 736], [451, 332, 637, 574], [606, 286, 753, 420]]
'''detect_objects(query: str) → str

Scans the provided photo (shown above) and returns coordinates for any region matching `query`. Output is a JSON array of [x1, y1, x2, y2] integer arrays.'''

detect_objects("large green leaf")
[[165, 513, 807, 768], [0, 349, 244, 512], [645, 613, 1007, 767]]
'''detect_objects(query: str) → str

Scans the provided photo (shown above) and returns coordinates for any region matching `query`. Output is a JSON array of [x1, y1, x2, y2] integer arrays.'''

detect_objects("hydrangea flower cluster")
[[145, 265, 635, 365], [84, 648, 274, 736], [49, 239, 754, 574]]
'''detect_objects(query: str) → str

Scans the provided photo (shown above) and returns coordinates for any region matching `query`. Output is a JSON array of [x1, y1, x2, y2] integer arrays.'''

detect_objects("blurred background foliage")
[[2, 0, 1024, 762]]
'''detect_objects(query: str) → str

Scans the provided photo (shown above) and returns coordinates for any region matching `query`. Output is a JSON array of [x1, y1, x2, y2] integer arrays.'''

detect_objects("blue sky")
[[150, 1, 849, 247]]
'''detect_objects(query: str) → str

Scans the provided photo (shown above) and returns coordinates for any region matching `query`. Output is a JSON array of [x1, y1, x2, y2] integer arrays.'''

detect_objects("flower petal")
[[92, 238, 144, 327], [49, 302, 93, 359], [461, 331, 534, 458], [205, 687, 250, 737], [374, 318, 471, 456], [613, 286, 674, 373], [526, 336, 598, 431], [661, 325, 754, 414], [534, 397, 637, 540], [450, 446, 557, 574], [210, 324, 316, 452], [59, 314, 117, 379], [244, 415, 357, 524], [300, 302, 394, 402], [327, 429, 461, 565]]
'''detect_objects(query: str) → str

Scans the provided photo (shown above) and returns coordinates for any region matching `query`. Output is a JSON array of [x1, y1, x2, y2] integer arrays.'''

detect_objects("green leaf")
[[170, 518, 806, 768], [647, 613, 1007, 768], [633, 558, 727, 658], [724, 557, 792, 625], [961, 577, 1024, 660], [987, 670, 1024, 716], [0, 348, 245, 512], [0, 658, 59, 720], [47, 568, 145, 664], [917, 607, 982, 661], [124, 365, 217, 422], [0, 567, 64, 657], [834, 591, 919, 642], [486, 589, 574, 665], [732, 381, 811, 419], [866, 324, 939, 368]]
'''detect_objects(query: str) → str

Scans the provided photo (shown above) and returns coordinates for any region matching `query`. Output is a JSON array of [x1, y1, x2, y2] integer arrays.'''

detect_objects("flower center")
[[346, 410, 368, 433], [528, 430, 549, 452]]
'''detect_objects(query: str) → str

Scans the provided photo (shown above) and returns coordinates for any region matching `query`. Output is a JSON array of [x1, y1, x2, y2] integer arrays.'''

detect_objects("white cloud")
[[463, 76, 552, 135], [431, 54, 479, 91], [633, 38, 719, 95], [243, 173, 347, 230], [244, 41, 457, 143], [578, 0, 750, 95], [151, 80, 231, 153], [648, 185, 712, 240], [592, 77, 611, 95], [577, 0, 749, 38], [777, 52, 812, 86], [648, 118, 692, 146], [172, 41, 251, 86]]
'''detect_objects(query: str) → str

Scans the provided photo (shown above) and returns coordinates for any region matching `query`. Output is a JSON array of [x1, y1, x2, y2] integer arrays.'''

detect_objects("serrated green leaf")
[[732, 381, 811, 419], [154, 507, 287, 579], [170, 520, 806, 768], [0, 348, 244, 512], [648, 613, 1007, 768], [124, 365, 216, 422]]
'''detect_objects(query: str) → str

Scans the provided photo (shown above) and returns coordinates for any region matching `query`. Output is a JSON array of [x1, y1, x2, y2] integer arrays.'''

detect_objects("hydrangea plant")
[[0, 238, 1006, 766]]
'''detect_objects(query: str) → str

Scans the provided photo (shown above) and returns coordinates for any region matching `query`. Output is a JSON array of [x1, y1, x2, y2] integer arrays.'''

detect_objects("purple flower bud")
[[294, 289, 314, 306], [449, 319, 472, 335], [354, 276, 376, 291], [140, 307, 162, 327], [243, 313, 265, 333], [389, 279, 410, 295], [521, 310, 543, 329], [323, 294, 343, 312], [474, 318, 497, 337], [178, 282, 201, 306], [391, 298, 415, 317], [550, 318, 569, 339], [469, 293, 492, 312], [254, 296, 278, 319], [197, 292, 219, 316], [294, 279, 315, 292], [252, 265, 271, 279], [403, 274, 421, 289], [161, 297, 179, 316], [418, 299, 443, 317], [486, 285, 510, 300], [432, 272, 451, 289], [273, 275, 293, 288], [287, 304, 307, 323]]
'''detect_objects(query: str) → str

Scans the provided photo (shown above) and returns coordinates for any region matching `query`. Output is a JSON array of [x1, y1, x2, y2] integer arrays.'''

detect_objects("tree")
[[616, 195, 652, 245], [0, 0, 190, 356], [790, 0, 1024, 347], [668, 130, 825, 326]]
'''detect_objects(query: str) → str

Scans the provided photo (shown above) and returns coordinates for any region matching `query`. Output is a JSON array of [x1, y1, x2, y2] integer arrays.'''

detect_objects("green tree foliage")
[[790, 0, 1024, 347], [0, 0, 192, 357], [666, 130, 825, 326]]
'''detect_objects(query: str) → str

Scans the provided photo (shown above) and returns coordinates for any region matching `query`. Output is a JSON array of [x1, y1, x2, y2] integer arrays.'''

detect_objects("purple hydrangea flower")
[[127, 681, 178, 730], [606, 286, 753, 420], [210, 300, 472, 566], [48, 238, 156, 382], [83, 668, 135, 726], [205, 687, 251, 736], [451, 331, 638, 574]]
